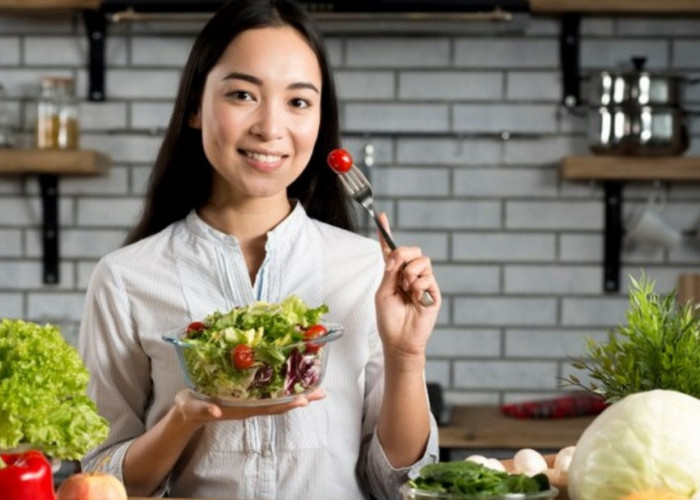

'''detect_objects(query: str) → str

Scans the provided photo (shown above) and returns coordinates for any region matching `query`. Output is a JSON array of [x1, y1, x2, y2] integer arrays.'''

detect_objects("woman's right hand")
[[173, 388, 326, 431]]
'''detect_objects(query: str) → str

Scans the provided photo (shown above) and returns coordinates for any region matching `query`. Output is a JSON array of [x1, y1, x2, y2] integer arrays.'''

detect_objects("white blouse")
[[79, 202, 438, 500]]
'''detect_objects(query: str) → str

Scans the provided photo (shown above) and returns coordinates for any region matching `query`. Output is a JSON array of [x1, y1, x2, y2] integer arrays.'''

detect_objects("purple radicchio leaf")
[[283, 348, 321, 395]]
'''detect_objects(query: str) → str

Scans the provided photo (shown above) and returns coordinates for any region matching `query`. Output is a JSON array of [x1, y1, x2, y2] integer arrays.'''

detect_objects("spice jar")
[[35, 76, 79, 150]]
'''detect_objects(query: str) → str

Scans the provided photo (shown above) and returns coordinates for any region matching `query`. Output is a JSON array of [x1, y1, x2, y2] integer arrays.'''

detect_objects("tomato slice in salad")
[[185, 321, 206, 337], [304, 324, 328, 354], [231, 344, 255, 370]]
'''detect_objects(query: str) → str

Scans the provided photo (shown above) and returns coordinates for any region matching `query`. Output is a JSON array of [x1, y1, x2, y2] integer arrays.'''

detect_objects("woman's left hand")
[[375, 213, 441, 362]]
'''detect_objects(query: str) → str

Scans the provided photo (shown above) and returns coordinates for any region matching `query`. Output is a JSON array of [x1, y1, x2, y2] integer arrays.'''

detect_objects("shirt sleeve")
[[78, 257, 170, 497], [357, 322, 440, 500]]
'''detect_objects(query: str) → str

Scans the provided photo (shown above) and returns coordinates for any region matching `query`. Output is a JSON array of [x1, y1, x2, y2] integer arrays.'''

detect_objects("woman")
[[79, 0, 441, 498]]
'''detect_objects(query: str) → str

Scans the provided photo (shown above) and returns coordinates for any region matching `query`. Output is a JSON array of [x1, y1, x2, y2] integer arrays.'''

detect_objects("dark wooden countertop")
[[439, 405, 594, 451]]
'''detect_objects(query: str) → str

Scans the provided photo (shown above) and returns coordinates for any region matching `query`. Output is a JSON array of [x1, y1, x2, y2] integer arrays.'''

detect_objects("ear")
[[189, 110, 202, 129]]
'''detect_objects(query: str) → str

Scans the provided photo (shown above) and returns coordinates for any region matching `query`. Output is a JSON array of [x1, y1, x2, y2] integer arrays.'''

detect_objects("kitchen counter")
[[439, 405, 594, 459], [129, 406, 587, 500]]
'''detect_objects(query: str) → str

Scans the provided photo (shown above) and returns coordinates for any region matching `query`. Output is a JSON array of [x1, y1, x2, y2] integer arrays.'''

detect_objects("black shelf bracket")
[[559, 13, 581, 109], [603, 182, 623, 293], [84, 9, 107, 102], [38, 174, 60, 285]]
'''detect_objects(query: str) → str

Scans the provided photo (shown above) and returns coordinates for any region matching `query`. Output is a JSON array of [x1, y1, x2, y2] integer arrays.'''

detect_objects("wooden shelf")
[[562, 156, 700, 181], [0, 149, 109, 176], [0, 148, 109, 285], [530, 0, 700, 14], [0, 0, 100, 9], [562, 155, 700, 294]]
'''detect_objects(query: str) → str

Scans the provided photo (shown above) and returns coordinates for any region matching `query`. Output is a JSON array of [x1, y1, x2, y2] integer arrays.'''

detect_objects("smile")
[[242, 150, 285, 164]]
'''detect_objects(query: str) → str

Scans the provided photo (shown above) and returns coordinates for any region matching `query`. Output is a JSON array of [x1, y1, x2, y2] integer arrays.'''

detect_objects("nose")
[[250, 101, 283, 141]]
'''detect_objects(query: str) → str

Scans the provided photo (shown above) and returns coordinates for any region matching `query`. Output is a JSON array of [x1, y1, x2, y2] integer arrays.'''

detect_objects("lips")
[[241, 149, 286, 164]]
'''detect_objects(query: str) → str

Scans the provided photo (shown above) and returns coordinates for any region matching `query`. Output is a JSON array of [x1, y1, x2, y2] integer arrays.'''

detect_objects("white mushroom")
[[484, 458, 507, 472], [465, 454, 489, 466], [465, 455, 506, 472], [512, 448, 548, 477], [550, 446, 576, 484]]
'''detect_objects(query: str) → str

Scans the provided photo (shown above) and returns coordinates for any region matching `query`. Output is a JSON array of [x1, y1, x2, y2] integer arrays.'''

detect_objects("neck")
[[198, 197, 292, 240], [197, 197, 293, 283]]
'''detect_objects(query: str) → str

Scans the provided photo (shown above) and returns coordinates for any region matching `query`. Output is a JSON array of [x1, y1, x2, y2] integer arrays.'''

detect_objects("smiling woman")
[[77, 1, 441, 499], [190, 26, 323, 207]]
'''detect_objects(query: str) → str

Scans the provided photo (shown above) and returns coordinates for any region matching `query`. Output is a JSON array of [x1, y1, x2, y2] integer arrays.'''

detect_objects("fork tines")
[[338, 165, 371, 196]]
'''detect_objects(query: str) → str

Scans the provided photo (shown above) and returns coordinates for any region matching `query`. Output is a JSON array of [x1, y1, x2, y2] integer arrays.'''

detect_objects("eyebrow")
[[222, 71, 320, 94]]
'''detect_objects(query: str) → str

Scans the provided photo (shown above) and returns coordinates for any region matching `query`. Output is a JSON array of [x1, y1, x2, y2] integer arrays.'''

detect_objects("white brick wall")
[[1, 12, 699, 404]]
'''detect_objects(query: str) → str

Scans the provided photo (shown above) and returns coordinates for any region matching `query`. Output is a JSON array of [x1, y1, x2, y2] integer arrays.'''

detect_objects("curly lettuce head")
[[0, 319, 109, 459]]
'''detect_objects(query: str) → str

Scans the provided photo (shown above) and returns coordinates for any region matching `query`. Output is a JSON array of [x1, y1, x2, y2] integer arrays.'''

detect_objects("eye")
[[290, 97, 311, 109], [225, 90, 254, 101]]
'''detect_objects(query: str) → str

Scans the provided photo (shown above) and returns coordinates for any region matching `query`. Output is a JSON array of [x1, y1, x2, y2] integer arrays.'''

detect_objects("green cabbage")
[[0, 319, 109, 459], [568, 389, 700, 500]]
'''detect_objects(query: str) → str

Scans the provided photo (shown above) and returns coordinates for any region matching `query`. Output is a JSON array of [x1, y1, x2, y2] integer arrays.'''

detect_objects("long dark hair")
[[125, 0, 355, 244]]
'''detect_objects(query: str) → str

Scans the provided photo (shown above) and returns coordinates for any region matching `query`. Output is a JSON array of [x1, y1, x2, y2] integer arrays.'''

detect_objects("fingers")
[[173, 389, 222, 429], [382, 247, 439, 302], [375, 213, 436, 296], [304, 387, 326, 402], [174, 388, 327, 424], [213, 389, 326, 419]]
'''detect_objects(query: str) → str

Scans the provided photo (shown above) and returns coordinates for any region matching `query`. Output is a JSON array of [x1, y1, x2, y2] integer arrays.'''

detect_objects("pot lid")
[[603, 56, 683, 79]]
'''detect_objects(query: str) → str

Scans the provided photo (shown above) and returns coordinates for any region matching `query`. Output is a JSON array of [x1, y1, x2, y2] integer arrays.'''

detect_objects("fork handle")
[[373, 214, 397, 251], [372, 214, 435, 307]]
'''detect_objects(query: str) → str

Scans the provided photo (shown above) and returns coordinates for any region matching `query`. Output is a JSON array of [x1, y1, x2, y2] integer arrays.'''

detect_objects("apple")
[[56, 471, 127, 500]]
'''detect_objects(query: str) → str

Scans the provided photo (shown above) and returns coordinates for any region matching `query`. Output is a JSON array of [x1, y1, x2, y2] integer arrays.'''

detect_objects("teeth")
[[245, 151, 282, 164]]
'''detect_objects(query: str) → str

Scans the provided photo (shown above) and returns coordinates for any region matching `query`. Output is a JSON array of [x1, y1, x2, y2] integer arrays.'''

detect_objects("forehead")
[[210, 26, 322, 86]]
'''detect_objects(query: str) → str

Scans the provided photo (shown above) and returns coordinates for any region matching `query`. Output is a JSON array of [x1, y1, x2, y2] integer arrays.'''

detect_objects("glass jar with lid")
[[35, 76, 79, 150]]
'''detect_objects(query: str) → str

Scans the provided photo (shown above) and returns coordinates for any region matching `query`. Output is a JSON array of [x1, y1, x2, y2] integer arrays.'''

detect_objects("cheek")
[[200, 97, 242, 146], [205, 108, 240, 144], [294, 115, 321, 156]]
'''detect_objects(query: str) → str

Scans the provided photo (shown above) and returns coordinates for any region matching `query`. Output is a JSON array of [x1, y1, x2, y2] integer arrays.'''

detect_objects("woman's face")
[[192, 26, 322, 205]]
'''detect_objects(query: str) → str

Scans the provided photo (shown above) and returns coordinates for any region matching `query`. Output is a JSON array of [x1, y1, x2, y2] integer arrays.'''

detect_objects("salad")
[[172, 296, 339, 403]]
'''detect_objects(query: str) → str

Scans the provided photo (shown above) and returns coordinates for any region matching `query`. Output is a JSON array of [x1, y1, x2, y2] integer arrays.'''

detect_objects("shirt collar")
[[184, 201, 307, 248]]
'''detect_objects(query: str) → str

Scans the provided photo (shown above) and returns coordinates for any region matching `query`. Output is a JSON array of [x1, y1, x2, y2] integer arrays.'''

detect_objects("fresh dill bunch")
[[564, 274, 700, 403]]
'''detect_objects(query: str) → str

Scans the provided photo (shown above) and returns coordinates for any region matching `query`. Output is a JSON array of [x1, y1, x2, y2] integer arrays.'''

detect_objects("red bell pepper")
[[0, 450, 56, 500]]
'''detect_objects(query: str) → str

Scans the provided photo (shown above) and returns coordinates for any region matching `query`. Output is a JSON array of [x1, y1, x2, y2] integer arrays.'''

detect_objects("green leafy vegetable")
[[563, 274, 700, 403], [0, 319, 109, 460], [568, 389, 700, 500], [407, 461, 549, 496]]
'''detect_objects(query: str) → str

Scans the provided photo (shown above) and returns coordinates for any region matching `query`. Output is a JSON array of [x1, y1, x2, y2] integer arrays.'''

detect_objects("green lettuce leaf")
[[0, 319, 109, 460]]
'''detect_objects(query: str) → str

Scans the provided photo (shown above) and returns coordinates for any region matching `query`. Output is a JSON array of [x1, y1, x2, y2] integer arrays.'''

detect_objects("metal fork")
[[337, 165, 435, 307]]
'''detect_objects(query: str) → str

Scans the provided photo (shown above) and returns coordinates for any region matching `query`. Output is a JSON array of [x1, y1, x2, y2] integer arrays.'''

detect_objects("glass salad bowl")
[[401, 460, 559, 500], [163, 322, 343, 407], [399, 486, 559, 500]]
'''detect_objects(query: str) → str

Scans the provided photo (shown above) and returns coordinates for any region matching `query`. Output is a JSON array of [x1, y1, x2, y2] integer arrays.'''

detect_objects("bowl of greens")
[[401, 461, 559, 500], [163, 296, 342, 407]]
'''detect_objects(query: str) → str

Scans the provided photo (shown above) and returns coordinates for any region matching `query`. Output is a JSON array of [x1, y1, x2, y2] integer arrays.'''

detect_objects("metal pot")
[[588, 57, 698, 107], [588, 105, 689, 156]]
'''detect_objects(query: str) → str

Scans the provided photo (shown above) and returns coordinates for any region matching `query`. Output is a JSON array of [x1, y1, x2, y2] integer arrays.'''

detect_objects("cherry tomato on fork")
[[327, 149, 353, 173], [231, 344, 255, 370], [304, 324, 328, 354]]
